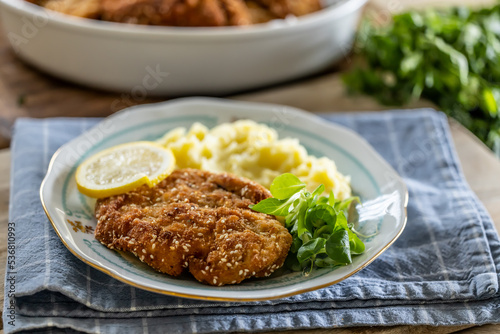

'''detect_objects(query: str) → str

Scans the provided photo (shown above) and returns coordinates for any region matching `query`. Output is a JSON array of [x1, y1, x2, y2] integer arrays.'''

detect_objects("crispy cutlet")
[[100, 0, 253, 26], [253, 0, 323, 18], [95, 168, 292, 286], [28, 0, 322, 25], [27, 0, 101, 18]]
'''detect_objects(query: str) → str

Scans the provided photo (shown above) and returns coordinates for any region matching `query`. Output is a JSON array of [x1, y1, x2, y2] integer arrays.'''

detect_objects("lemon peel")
[[75, 141, 175, 198]]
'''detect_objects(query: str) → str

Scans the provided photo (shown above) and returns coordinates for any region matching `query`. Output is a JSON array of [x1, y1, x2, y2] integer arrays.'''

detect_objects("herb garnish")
[[250, 173, 364, 275], [343, 5, 500, 155]]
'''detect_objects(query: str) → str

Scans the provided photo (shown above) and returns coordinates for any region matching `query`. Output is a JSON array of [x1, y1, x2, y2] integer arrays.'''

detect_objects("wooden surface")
[[1, 0, 500, 333]]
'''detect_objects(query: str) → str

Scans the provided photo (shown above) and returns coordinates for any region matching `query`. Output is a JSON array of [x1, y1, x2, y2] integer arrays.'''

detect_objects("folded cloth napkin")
[[3, 110, 500, 334]]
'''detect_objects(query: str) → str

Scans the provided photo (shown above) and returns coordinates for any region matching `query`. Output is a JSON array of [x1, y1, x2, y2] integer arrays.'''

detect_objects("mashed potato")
[[156, 120, 351, 200]]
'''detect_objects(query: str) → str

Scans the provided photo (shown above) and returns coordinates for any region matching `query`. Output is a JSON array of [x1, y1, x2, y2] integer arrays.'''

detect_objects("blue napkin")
[[3, 110, 500, 334]]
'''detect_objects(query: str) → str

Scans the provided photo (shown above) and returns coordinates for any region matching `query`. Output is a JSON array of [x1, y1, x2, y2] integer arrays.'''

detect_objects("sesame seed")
[[239, 270, 243, 275], [142, 249, 146, 254], [235, 244, 242, 249], [150, 255, 154, 259], [226, 263, 232, 267], [201, 270, 207, 275], [213, 278, 217, 284], [205, 266, 209, 271], [231, 280, 236, 284]]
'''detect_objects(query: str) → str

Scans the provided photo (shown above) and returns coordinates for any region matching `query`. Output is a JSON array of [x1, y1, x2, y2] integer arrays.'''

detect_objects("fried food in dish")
[[26, 0, 323, 26], [246, 1, 278, 24], [94, 168, 292, 286], [27, 0, 101, 18], [253, 0, 322, 18], [101, 0, 252, 26]]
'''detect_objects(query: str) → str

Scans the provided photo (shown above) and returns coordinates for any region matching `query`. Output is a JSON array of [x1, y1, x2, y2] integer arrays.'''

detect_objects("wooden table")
[[1, 0, 500, 333]]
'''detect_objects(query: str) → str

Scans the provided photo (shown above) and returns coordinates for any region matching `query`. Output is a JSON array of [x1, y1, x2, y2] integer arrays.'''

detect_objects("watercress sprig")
[[250, 173, 364, 275]]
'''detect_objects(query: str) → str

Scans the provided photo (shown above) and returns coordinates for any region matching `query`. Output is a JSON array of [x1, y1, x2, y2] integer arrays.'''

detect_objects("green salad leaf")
[[325, 230, 351, 265], [250, 197, 291, 216], [297, 238, 327, 264], [343, 4, 500, 156], [269, 173, 306, 199], [250, 173, 365, 275]]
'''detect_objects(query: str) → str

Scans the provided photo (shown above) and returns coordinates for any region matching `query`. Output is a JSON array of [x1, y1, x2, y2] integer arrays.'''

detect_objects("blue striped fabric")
[[3, 110, 500, 333]]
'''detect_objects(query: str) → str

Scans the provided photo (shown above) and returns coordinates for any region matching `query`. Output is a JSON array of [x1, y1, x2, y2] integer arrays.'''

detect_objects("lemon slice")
[[76, 141, 176, 198]]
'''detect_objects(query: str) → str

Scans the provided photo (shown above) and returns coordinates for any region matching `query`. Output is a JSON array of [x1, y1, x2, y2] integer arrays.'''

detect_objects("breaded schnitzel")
[[95, 168, 292, 286], [101, 0, 253, 26], [26, 0, 322, 26], [255, 0, 322, 19]]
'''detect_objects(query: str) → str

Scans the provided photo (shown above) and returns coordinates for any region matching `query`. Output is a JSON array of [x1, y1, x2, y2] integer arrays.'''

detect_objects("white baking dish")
[[0, 0, 367, 95]]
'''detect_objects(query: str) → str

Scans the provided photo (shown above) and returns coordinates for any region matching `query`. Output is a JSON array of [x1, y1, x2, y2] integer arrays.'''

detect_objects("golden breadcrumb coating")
[[26, 0, 322, 26], [101, 0, 252, 26], [95, 168, 292, 286], [27, 0, 101, 18], [255, 0, 322, 18]]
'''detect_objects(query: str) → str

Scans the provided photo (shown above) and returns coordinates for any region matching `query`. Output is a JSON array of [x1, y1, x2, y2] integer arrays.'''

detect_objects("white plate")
[[40, 97, 408, 301]]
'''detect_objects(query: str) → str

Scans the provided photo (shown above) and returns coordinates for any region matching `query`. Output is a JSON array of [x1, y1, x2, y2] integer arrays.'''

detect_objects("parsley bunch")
[[250, 174, 364, 275], [343, 4, 500, 156]]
